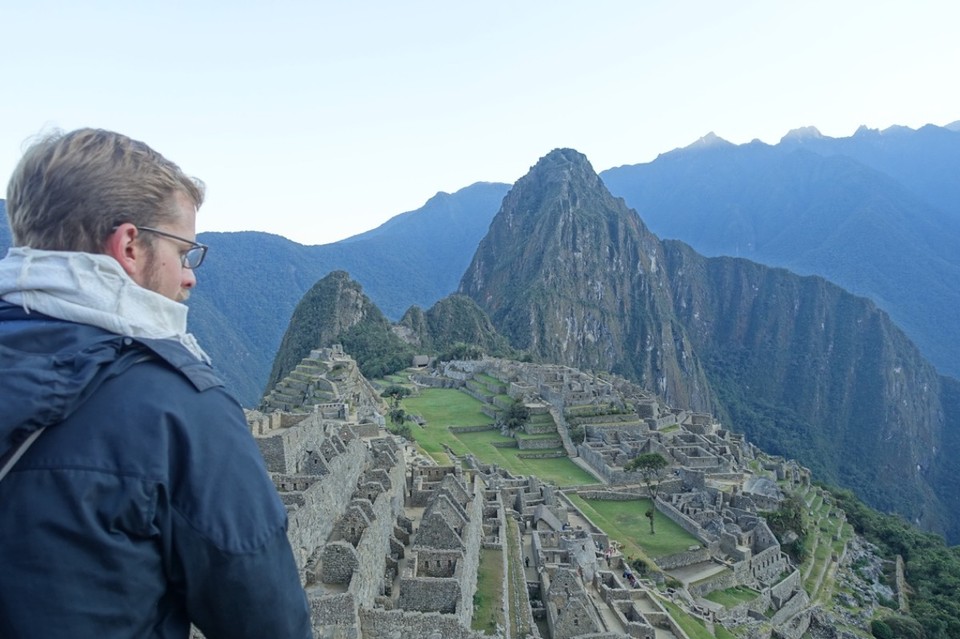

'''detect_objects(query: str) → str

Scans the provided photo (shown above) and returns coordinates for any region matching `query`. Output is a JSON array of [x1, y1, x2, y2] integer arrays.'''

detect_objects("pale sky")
[[2, 0, 957, 246]]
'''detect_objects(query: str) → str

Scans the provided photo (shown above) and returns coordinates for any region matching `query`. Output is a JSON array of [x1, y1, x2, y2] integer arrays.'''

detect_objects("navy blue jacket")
[[0, 301, 313, 638]]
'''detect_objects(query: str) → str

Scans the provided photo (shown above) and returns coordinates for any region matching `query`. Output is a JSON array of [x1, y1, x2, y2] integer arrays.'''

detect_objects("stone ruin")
[[442, 358, 821, 638], [241, 347, 497, 639], [236, 349, 858, 639]]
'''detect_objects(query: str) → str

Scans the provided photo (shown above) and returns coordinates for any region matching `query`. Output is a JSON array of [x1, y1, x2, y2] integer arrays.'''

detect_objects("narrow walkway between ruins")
[[522, 531, 537, 582]]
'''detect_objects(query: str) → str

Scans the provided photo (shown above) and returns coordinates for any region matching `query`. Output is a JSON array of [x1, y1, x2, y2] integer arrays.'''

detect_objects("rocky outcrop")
[[459, 149, 716, 414]]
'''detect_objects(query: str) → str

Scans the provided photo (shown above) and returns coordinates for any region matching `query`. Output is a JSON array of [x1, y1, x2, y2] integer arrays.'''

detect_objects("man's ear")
[[104, 223, 146, 279]]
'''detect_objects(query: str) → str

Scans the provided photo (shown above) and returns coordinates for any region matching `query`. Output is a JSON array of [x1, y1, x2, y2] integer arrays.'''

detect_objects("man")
[[0, 129, 313, 638]]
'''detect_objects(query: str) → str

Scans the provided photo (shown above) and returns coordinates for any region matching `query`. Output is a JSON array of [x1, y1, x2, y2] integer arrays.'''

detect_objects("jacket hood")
[[0, 302, 222, 462]]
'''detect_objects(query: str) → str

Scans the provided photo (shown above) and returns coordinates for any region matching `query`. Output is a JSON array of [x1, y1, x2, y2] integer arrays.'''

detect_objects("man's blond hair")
[[6, 128, 205, 253]]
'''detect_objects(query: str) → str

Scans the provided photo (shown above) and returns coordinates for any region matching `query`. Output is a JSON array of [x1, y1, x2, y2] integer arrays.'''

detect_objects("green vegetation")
[[401, 388, 597, 486], [871, 615, 925, 639], [623, 453, 670, 534], [497, 399, 530, 432], [833, 488, 960, 639], [763, 490, 809, 563], [340, 320, 414, 379], [504, 517, 532, 637], [656, 595, 732, 639], [473, 373, 503, 387], [472, 548, 504, 633], [779, 483, 852, 604], [566, 495, 698, 559], [439, 342, 485, 361], [382, 384, 413, 436], [395, 373, 960, 638], [456, 429, 594, 486], [403, 387, 491, 429], [704, 586, 759, 608]]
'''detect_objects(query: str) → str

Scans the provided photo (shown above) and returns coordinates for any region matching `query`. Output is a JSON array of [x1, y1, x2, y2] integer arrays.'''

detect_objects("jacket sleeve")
[[163, 386, 313, 639]]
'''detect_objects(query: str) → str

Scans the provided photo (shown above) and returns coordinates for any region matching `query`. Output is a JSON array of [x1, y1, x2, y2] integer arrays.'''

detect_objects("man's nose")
[[181, 267, 197, 289]]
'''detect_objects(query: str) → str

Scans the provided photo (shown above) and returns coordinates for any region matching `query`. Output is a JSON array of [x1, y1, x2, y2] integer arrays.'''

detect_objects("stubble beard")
[[142, 247, 189, 303]]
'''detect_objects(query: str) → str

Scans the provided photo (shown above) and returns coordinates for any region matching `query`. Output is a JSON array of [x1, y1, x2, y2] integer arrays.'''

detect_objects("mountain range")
[[2, 122, 957, 405], [602, 123, 960, 380], [266, 148, 960, 546]]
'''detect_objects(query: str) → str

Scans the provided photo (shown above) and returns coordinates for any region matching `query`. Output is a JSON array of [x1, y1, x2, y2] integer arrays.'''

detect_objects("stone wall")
[[656, 497, 717, 545], [321, 541, 359, 584], [769, 590, 812, 635], [769, 570, 802, 607], [576, 489, 646, 501], [740, 544, 787, 585], [309, 592, 359, 637], [349, 442, 407, 606], [688, 567, 737, 598], [287, 427, 368, 571], [359, 609, 487, 639], [655, 546, 714, 571], [448, 424, 496, 434], [397, 577, 461, 614], [523, 420, 558, 436], [401, 473, 484, 627], [410, 374, 465, 389], [517, 452, 566, 460], [457, 475, 485, 626], [517, 437, 562, 450], [568, 412, 641, 425]]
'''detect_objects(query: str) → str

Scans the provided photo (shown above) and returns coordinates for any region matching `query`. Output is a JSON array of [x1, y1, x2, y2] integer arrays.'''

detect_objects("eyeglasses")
[[136, 226, 208, 269]]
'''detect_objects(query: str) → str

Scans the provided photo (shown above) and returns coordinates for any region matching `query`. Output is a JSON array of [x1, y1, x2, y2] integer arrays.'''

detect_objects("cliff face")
[[458, 148, 960, 541], [600, 125, 960, 381], [662, 241, 950, 534], [459, 149, 715, 413]]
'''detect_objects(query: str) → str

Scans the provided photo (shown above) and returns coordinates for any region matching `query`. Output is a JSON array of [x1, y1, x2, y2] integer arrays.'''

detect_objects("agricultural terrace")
[[401, 387, 598, 487]]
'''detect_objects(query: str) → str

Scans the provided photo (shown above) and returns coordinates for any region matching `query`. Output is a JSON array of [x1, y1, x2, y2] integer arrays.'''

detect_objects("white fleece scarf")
[[0, 247, 210, 363]]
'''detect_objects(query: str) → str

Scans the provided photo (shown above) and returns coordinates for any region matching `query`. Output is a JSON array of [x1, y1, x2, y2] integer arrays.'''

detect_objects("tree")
[[389, 407, 407, 427], [382, 384, 411, 409], [764, 491, 809, 563], [382, 385, 412, 438], [569, 424, 585, 444], [624, 452, 670, 534], [498, 400, 530, 434], [438, 342, 484, 362]]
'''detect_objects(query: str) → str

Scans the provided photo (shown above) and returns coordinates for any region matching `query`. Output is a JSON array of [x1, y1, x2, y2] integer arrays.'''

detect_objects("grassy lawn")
[[472, 548, 504, 634], [456, 431, 596, 486], [401, 388, 491, 461], [473, 372, 503, 386], [567, 495, 699, 559], [505, 517, 532, 637], [656, 596, 726, 639], [705, 585, 760, 607], [402, 388, 598, 486], [403, 388, 492, 428]]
